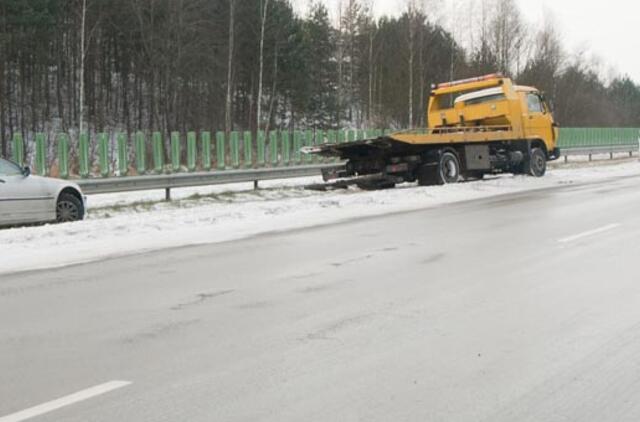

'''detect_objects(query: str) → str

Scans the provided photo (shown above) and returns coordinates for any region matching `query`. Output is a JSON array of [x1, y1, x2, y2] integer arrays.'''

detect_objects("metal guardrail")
[[76, 164, 342, 199], [559, 144, 639, 162], [74, 145, 638, 199]]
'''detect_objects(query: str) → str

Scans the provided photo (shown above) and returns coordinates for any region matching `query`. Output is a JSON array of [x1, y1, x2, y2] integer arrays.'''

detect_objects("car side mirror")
[[22, 166, 31, 177]]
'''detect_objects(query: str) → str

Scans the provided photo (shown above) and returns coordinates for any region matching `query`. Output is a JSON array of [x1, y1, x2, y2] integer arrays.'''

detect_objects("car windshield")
[[0, 158, 23, 176]]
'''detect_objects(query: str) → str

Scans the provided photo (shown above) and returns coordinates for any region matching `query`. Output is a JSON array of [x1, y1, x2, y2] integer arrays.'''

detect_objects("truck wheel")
[[436, 152, 461, 185], [56, 193, 85, 223], [527, 148, 547, 177]]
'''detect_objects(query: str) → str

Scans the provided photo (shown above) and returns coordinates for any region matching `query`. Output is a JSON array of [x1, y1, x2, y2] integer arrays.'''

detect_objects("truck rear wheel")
[[527, 148, 547, 177], [436, 152, 461, 185]]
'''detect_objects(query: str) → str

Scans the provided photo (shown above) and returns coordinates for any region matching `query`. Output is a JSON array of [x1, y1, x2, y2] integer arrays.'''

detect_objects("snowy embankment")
[[1, 159, 639, 275]]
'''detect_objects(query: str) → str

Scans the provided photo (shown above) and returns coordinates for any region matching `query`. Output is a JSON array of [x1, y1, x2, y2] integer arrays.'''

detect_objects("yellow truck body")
[[390, 74, 558, 153], [305, 74, 560, 190]]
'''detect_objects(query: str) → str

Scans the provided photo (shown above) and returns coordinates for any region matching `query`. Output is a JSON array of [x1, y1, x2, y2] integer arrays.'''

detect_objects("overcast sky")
[[294, 0, 640, 82]]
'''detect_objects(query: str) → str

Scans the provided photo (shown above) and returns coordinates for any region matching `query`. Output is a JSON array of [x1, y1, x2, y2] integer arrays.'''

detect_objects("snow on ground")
[[1, 159, 639, 275]]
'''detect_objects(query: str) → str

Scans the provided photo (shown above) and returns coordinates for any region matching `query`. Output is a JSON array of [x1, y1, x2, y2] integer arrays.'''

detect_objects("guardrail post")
[[35, 133, 47, 176], [243, 131, 253, 168], [135, 131, 146, 175], [282, 131, 290, 166], [78, 133, 89, 178], [117, 133, 128, 176], [230, 131, 240, 168], [152, 132, 164, 173], [293, 131, 302, 164], [269, 131, 278, 167], [216, 131, 226, 170], [187, 131, 197, 172], [257, 131, 266, 167], [171, 132, 181, 172], [57, 133, 69, 179], [12, 133, 24, 166], [201, 131, 212, 171], [98, 133, 109, 177]]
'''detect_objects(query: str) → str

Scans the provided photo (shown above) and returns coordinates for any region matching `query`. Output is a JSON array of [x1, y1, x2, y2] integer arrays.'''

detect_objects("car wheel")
[[56, 193, 85, 223]]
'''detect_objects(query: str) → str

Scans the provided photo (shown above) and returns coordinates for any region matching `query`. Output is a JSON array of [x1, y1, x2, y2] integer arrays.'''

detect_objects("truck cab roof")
[[455, 85, 539, 106]]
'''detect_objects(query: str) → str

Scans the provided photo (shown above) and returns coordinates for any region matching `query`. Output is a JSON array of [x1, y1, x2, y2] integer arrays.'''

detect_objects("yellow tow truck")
[[304, 74, 559, 190]]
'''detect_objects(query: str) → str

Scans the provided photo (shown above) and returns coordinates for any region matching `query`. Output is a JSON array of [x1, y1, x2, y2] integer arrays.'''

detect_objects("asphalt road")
[[2, 174, 640, 421]]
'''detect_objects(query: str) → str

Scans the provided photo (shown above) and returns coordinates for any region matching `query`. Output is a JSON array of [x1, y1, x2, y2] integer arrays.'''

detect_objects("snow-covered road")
[[1, 160, 638, 275]]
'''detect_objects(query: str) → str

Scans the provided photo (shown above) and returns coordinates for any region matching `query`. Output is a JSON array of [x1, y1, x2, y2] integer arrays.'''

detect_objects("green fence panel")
[[216, 131, 226, 170], [348, 130, 356, 143], [78, 133, 89, 178], [34, 133, 47, 176], [338, 130, 346, 144], [230, 131, 240, 168], [315, 130, 324, 163], [282, 131, 291, 165], [326, 130, 336, 144], [98, 133, 109, 177], [304, 130, 314, 163], [257, 131, 266, 167], [269, 131, 279, 167], [57, 133, 69, 179], [201, 131, 212, 171], [171, 132, 181, 172], [558, 128, 640, 149], [243, 131, 252, 168], [293, 131, 303, 164], [152, 132, 164, 173], [12, 133, 24, 165], [187, 132, 197, 172], [135, 132, 146, 175], [326, 130, 338, 163], [117, 133, 128, 176]]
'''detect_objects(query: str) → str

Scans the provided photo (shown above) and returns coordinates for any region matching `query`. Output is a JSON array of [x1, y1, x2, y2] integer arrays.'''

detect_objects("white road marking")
[[0, 381, 132, 422], [558, 224, 621, 244]]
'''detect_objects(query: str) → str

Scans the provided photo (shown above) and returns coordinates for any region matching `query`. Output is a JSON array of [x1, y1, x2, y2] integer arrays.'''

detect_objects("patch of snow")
[[1, 161, 639, 275]]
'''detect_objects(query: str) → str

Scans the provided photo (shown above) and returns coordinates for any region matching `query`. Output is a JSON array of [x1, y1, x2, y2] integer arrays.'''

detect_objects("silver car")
[[0, 157, 85, 226]]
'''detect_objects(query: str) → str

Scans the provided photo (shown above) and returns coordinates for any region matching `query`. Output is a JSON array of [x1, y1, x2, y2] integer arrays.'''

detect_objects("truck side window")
[[527, 94, 544, 113]]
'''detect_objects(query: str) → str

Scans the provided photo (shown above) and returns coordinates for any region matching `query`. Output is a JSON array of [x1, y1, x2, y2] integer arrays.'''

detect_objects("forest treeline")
[[1, 0, 639, 156]]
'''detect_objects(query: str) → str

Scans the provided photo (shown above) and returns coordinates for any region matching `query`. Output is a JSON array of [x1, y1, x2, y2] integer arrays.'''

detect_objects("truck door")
[[523, 93, 556, 150]]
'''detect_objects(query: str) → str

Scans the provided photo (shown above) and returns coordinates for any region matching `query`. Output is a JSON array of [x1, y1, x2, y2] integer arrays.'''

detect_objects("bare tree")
[[406, 0, 420, 128], [256, 0, 270, 131], [336, 0, 344, 126], [225, 0, 236, 133], [79, 0, 87, 135], [489, 0, 527, 75]]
